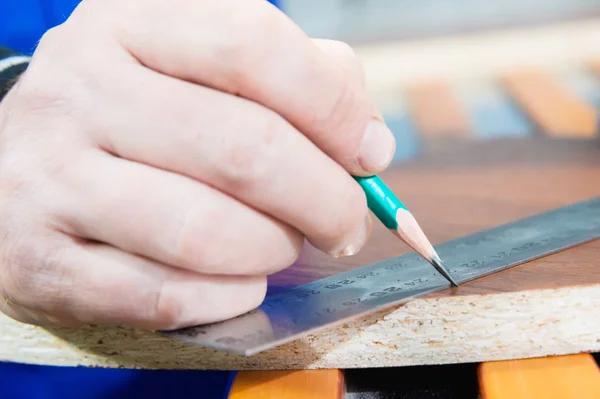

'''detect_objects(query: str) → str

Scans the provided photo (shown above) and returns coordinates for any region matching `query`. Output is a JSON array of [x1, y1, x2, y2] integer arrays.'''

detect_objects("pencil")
[[353, 175, 458, 287]]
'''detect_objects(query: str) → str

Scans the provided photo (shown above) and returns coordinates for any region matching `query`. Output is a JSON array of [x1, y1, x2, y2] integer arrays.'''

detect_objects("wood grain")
[[478, 354, 600, 399], [270, 137, 600, 290], [228, 370, 344, 399], [0, 138, 599, 370], [499, 70, 597, 137]]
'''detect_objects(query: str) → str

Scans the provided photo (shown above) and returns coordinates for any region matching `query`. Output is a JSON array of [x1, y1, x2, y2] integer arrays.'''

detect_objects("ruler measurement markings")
[[163, 197, 600, 355]]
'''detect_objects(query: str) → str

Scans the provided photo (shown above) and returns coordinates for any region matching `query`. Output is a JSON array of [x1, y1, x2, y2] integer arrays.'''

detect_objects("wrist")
[[0, 47, 30, 103]]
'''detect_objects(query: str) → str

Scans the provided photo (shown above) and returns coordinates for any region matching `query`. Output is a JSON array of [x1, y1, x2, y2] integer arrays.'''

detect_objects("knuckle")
[[0, 242, 38, 305], [324, 75, 363, 130], [75, 0, 115, 16], [29, 26, 74, 74], [221, 147, 268, 189], [218, 5, 280, 80], [0, 154, 32, 202], [231, 5, 278, 49], [0, 125, 78, 210], [336, 41, 365, 78], [330, 40, 356, 58], [34, 25, 63, 51], [58, 0, 119, 34], [13, 65, 74, 121], [316, 39, 365, 86], [14, 29, 104, 124], [346, 51, 366, 86], [0, 237, 68, 313], [217, 114, 280, 191], [12, 80, 69, 122], [310, 52, 367, 135]]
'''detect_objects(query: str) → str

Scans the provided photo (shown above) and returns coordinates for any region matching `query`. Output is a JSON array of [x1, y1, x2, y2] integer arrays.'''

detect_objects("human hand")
[[0, 0, 395, 330]]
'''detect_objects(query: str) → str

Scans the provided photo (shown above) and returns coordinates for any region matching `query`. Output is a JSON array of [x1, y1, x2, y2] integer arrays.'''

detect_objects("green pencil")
[[353, 175, 458, 287]]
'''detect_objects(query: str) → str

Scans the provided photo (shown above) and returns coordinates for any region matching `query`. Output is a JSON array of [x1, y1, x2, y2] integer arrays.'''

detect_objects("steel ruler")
[[163, 196, 600, 355]]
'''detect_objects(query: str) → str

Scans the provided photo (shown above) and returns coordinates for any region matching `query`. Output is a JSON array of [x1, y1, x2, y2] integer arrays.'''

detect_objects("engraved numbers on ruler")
[[161, 197, 600, 355], [263, 270, 383, 309], [342, 277, 430, 307]]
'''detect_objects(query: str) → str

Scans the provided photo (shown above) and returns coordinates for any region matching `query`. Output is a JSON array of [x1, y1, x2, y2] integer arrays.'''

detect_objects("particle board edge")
[[0, 283, 599, 370]]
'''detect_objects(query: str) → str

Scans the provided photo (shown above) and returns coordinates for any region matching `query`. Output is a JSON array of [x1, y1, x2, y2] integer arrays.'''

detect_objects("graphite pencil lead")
[[392, 208, 459, 286], [430, 256, 459, 287]]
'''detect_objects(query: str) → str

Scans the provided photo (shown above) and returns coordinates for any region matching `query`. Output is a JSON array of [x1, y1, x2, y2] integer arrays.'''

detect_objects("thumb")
[[311, 38, 394, 173]]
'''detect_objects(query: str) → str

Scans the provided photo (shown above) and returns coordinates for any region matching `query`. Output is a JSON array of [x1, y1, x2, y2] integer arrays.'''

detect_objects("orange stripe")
[[478, 354, 600, 399], [405, 81, 472, 139], [500, 70, 597, 137], [228, 370, 344, 399], [588, 59, 600, 76]]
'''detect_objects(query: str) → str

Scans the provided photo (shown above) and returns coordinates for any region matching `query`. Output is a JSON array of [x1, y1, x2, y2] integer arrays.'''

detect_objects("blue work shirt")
[[0, 1, 279, 398]]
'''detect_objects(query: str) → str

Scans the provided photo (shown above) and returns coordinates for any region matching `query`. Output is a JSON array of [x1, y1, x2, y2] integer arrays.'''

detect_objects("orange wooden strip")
[[500, 70, 597, 137], [405, 80, 472, 139], [228, 369, 344, 399], [478, 354, 600, 399], [588, 59, 600, 76]]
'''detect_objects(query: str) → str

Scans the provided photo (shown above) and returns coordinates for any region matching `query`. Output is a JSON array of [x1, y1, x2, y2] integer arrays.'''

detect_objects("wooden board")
[[478, 354, 600, 399], [0, 138, 600, 370]]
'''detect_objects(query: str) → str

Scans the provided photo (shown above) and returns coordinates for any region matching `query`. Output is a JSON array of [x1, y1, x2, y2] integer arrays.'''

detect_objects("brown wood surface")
[[404, 80, 472, 141], [269, 137, 600, 295], [228, 370, 344, 399], [478, 354, 600, 399], [499, 70, 597, 137]]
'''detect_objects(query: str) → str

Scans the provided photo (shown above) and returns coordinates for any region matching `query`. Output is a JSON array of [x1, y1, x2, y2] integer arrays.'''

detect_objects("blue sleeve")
[[0, 0, 79, 54], [0, 0, 280, 54], [0, 0, 281, 398], [0, 363, 237, 399]]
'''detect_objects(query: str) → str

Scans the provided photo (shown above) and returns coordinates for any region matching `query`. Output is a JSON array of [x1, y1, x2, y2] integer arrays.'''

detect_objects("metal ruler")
[[163, 197, 600, 355]]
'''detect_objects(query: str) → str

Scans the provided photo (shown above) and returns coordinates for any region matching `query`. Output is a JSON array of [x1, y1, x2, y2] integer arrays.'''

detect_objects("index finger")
[[91, 0, 396, 175]]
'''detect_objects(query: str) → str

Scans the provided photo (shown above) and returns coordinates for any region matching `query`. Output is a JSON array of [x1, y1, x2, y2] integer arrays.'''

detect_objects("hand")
[[0, 0, 395, 330]]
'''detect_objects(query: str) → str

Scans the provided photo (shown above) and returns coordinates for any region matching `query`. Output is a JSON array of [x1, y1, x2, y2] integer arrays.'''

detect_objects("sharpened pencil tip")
[[430, 257, 459, 287], [390, 209, 460, 287]]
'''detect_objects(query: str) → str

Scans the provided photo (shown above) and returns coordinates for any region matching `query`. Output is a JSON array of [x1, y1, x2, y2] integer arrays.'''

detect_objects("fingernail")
[[332, 213, 372, 257], [357, 119, 396, 173]]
